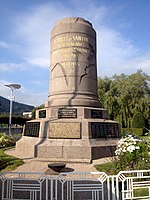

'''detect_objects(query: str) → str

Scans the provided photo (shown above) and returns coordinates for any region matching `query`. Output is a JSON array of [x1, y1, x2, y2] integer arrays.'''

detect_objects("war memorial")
[[15, 17, 120, 163]]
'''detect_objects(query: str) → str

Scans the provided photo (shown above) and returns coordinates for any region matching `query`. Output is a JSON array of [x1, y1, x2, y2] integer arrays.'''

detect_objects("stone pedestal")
[[15, 17, 120, 163], [16, 107, 119, 162]]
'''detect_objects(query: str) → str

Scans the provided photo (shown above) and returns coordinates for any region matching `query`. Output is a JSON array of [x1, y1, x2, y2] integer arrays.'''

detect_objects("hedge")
[[121, 128, 143, 136]]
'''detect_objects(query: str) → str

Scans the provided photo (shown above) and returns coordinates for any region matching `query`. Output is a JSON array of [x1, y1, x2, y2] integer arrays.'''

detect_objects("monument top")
[[54, 17, 93, 27]]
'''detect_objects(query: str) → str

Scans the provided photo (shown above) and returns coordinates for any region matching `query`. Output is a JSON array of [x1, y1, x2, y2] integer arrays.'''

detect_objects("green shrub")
[[0, 133, 12, 148], [132, 112, 145, 128], [122, 128, 143, 136], [0, 133, 21, 148], [115, 135, 150, 171], [95, 135, 150, 174]]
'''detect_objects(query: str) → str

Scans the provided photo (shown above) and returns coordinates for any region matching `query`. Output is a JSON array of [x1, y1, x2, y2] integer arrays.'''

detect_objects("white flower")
[[127, 145, 135, 152], [115, 135, 141, 155], [135, 146, 140, 150]]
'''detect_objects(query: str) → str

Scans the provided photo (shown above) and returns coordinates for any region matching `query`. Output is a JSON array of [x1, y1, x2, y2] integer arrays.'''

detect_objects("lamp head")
[[5, 84, 21, 90]]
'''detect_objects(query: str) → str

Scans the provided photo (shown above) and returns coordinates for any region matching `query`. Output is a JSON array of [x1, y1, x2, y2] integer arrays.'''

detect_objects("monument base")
[[16, 136, 118, 163], [15, 107, 120, 163]]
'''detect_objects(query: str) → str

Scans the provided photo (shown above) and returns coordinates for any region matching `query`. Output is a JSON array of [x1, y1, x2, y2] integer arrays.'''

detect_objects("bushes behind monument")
[[122, 128, 144, 137], [0, 133, 20, 148]]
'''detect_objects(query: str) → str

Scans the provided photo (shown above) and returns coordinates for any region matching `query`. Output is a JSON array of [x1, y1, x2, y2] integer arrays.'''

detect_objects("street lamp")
[[5, 84, 21, 136]]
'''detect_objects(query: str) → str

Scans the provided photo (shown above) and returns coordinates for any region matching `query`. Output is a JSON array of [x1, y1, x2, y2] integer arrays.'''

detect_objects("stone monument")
[[16, 17, 120, 163]]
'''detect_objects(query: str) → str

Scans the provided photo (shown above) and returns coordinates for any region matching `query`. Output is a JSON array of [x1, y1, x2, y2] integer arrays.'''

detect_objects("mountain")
[[0, 96, 34, 115]]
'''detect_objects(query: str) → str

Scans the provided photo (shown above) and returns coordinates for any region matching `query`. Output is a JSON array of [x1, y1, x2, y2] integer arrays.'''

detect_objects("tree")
[[98, 70, 150, 128], [0, 114, 29, 127], [132, 112, 145, 128]]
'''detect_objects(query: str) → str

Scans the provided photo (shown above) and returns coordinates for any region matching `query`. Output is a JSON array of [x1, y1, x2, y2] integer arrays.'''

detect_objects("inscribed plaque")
[[24, 122, 40, 137], [91, 109, 102, 118], [39, 110, 46, 118], [58, 108, 77, 118], [49, 122, 80, 138]]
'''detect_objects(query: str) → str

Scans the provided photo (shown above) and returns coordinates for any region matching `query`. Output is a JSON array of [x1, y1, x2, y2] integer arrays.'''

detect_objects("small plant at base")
[[0, 133, 14, 148]]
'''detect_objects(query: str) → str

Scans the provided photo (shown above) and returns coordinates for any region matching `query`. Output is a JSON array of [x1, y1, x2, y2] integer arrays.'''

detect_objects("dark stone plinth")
[[48, 163, 66, 172]]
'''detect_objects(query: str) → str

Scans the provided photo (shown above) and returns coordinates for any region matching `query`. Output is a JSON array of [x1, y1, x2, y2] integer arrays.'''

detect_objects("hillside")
[[0, 96, 34, 115]]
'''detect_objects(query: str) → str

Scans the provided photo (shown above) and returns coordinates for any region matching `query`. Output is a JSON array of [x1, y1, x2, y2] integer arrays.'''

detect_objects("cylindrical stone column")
[[48, 17, 101, 108]]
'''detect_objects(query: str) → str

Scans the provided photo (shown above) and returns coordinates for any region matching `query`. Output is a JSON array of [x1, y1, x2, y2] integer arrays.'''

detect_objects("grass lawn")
[[94, 161, 119, 175], [0, 147, 24, 172]]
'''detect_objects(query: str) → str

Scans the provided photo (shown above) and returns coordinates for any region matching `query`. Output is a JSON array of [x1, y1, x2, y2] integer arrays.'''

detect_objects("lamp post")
[[5, 84, 21, 136]]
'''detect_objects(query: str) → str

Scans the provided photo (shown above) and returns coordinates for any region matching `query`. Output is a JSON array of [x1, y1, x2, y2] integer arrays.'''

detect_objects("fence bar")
[[0, 170, 150, 200]]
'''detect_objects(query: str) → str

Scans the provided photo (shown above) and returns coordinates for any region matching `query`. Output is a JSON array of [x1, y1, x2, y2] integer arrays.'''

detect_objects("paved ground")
[[5, 148, 112, 173], [1, 149, 112, 200]]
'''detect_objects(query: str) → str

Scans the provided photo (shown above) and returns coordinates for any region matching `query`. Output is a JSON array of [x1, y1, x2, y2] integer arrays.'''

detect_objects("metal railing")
[[0, 170, 150, 200]]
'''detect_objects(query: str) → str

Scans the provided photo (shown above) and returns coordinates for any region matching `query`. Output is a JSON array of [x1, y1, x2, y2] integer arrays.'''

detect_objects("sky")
[[0, 0, 150, 106]]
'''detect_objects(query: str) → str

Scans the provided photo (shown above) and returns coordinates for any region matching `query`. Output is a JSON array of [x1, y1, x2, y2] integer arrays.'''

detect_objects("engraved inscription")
[[91, 122, 119, 138], [52, 34, 91, 52], [39, 110, 46, 118], [24, 122, 40, 137], [58, 42, 86, 48], [53, 35, 89, 43], [52, 47, 89, 55], [58, 108, 77, 118], [91, 110, 102, 118], [49, 122, 81, 138]]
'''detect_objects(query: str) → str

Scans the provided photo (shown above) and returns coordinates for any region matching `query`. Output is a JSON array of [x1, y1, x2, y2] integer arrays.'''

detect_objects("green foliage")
[[122, 128, 143, 137], [0, 114, 30, 126], [132, 112, 145, 128], [95, 134, 150, 174], [0, 157, 8, 171], [0, 147, 24, 171], [98, 70, 150, 128], [134, 188, 149, 197], [95, 162, 118, 175], [0, 133, 13, 148], [115, 135, 150, 171], [0, 133, 20, 148]]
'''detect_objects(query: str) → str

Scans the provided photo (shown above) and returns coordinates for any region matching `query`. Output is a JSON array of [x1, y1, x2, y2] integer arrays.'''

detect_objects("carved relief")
[[51, 63, 68, 85]]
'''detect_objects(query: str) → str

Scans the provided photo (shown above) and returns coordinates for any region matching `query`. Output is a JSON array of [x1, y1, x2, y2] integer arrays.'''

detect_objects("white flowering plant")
[[0, 133, 13, 148], [115, 134, 150, 170]]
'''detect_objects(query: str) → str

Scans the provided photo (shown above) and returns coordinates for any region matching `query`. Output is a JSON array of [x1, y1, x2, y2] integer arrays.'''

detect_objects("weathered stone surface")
[[48, 17, 101, 108], [49, 122, 81, 139]]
